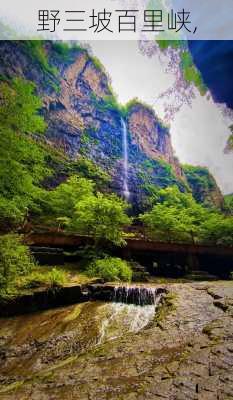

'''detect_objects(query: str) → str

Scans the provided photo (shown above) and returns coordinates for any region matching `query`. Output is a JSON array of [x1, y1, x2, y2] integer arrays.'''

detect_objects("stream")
[[0, 286, 164, 381], [0, 282, 232, 400]]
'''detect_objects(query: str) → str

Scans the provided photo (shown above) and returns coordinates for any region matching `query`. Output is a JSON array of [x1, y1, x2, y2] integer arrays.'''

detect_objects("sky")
[[89, 40, 233, 195]]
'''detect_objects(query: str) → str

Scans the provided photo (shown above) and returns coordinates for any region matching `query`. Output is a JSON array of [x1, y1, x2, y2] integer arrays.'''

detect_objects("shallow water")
[[0, 283, 230, 400], [0, 296, 162, 380], [97, 303, 157, 344]]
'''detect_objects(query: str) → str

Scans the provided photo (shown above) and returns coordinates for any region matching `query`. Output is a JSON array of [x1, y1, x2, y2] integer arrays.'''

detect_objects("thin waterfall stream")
[[121, 118, 130, 200]]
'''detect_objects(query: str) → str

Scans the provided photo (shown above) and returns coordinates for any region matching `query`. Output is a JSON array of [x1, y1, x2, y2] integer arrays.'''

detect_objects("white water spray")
[[98, 303, 156, 344], [97, 286, 164, 344], [121, 118, 130, 200]]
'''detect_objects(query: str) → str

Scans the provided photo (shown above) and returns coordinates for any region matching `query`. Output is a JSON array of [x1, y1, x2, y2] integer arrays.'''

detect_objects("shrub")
[[86, 257, 132, 282], [0, 234, 34, 290]]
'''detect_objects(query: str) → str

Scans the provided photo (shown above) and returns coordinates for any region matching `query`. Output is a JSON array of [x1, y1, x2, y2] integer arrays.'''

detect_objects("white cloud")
[[171, 95, 233, 194], [88, 41, 174, 105]]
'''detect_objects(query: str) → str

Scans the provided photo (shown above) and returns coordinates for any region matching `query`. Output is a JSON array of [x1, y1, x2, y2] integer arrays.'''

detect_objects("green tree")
[[47, 175, 95, 219], [46, 176, 131, 246], [140, 186, 210, 243], [140, 203, 204, 243], [156, 185, 196, 208], [0, 234, 34, 292], [0, 77, 48, 227], [200, 213, 233, 246], [140, 186, 233, 245], [72, 192, 131, 246]]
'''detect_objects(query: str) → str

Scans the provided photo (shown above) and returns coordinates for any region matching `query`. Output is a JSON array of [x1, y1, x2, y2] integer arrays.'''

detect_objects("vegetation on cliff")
[[183, 164, 223, 208], [23, 41, 58, 77], [224, 194, 233, 215], [180, 50, 207, 95]]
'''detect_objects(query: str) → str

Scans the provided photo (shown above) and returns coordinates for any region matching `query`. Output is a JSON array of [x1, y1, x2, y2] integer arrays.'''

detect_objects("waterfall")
[[97, 303, 156, 344], [97, 286, 165, 344], [121, 118, 130, 200], [113, 286, 164, 306]]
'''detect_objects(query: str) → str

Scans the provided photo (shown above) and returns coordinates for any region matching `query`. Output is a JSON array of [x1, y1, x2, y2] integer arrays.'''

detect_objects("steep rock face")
[[48, 46, 187, 210], [0, 41, 222, 209], [183, 165, 223, 208], [44, 51, 114, 155], [127, 103, 183, 177]]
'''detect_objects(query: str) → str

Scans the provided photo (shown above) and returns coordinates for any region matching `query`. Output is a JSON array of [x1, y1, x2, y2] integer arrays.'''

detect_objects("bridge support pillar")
[[186, 253, 199, 272]]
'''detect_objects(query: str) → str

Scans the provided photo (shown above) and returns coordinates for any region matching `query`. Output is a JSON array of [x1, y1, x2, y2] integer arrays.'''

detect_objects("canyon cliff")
[[0, 41, 223, 210]]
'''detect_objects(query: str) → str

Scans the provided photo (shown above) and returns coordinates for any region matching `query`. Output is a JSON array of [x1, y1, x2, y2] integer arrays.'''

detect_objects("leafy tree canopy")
[[45, 175, 131, 246], [200, 213, 233, 246], [73, 192, 131, 246], [0, 77, 48, 227], [47, 175, 95, 219], [0, 234, 34, 293], [140, 186, 233, 245]]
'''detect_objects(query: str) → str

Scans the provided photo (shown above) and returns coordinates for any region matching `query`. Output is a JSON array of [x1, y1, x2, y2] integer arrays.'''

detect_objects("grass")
[[17, 267, 68, 290], [11, 263, 93, 297]]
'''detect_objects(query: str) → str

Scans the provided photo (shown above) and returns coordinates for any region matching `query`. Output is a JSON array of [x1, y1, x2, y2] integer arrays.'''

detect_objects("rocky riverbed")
[[0, 281, 233, 399]]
